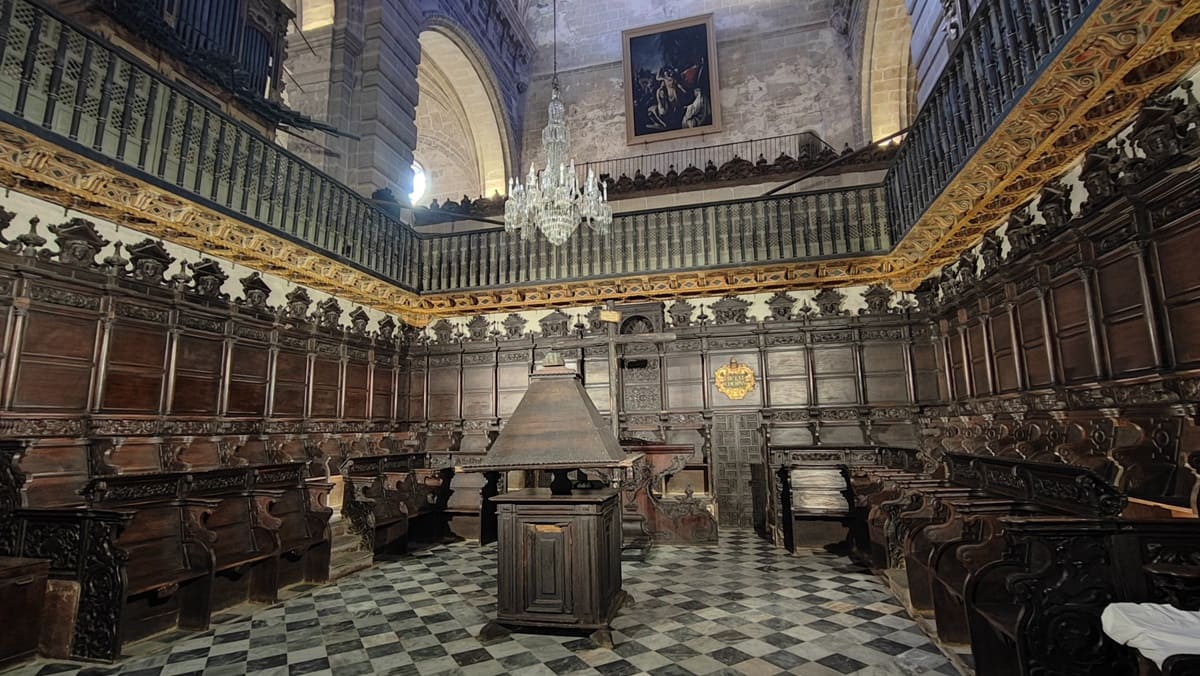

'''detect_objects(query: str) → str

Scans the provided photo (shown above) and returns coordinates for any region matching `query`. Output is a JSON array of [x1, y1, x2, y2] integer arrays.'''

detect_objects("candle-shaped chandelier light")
[[504, 0, 612, 246]]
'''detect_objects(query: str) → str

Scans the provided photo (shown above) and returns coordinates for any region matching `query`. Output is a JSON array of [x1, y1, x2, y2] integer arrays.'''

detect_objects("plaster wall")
[[519, 0, 862, 169]]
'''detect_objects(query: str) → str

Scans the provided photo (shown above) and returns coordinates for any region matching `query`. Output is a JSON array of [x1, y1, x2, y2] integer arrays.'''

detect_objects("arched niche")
[[414, 25, 512, 205], [859, 0, 917, 142]]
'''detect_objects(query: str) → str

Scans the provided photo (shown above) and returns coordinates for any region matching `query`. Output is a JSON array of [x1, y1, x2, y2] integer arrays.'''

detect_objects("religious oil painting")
[[622, 14, 721, 144]]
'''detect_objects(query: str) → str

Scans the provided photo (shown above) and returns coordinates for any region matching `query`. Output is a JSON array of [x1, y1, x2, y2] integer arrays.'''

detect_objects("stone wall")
[[413, 56, 484, 203], [282, 0, 531, 202], [519, 0, 862, 168]]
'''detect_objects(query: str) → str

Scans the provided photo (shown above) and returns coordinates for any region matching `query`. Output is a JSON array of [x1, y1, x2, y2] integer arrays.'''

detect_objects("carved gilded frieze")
[[0, 0, 1193, 321]]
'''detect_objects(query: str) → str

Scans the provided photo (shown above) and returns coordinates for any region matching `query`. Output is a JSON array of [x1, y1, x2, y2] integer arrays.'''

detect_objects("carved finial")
[[13, 216, 47, 257], [348, 307, 370, 337], [0, 206, 14, 245], [237, 271, 272, 311], [315, 297, 343, 331], [103, 241, 128, 276], [283, 286, 312, 322], [187, 259, 228, 300], [170, 260, 191, 288]]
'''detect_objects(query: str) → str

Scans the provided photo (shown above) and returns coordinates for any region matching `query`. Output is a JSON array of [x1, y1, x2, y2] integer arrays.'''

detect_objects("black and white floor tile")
[[6, 531, 960, 676]]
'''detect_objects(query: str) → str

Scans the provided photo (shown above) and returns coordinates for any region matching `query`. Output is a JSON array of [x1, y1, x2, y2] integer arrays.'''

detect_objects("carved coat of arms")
[[714, 358, 755, 400]]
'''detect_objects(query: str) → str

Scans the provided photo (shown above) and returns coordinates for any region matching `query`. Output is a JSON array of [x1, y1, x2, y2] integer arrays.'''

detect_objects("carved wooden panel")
[[427, 365, 459, 421], [227, 342, 269, 415], [172, 333, 223, 414], [622, 357, 662, 412], [664, 353, 704, 410], [1017, 295, 1052, 387], [497, 362, 529, 417], [406, 369, 426, 420], [14, 309, 97, 410], [310, 356, 340, 418], [343, 361, 369, 419], [462, 365, 495, 419], [989, 308, 1019, 392], [102, 321, 166, 413], [520, 522, 573, 615], [372, 364, 396, 420], [272, 349, 307, 417], [861, 343, 908, 404], [765, 348, 808, 407], [1096, 251, 1155, 376], [967, 322, 989, 395], [1155, 226, 1200, 367], [712, 412, 760, 527], [915, 340, 946, 403], [1050, 277, 1096, 382]]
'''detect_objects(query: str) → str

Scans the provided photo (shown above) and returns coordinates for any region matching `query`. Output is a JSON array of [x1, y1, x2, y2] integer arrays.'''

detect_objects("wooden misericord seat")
[[183, 468, 283, 610], [80, 473, 218, 646]]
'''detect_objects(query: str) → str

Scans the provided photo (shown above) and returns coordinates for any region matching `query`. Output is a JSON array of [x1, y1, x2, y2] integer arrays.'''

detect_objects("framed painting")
[[622, 14, 721, 144]]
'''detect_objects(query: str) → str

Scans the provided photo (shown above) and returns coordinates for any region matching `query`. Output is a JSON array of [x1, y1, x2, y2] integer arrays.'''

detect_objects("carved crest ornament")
[[714, 358, 756, 401]]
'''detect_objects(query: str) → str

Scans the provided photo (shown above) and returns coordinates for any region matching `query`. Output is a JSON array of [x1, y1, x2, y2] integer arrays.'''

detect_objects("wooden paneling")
[[227, 341, 269, 416], [172, 333, 224, 414], [1050, 276, 1097, 383], [272, 349, 307, 417], [102, 322, 166, 413], [16, 310, 98, 411], [1017, 294, 1052, 388], [1154, 226, 1200, 367]]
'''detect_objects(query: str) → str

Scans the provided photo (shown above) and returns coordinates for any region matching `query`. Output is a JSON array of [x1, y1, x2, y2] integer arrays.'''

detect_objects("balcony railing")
[[416, 185, 890, 292], [885, 0, 1100, 238], [0, 0, 419, 290], [579, 132, 833, 185], [0, 0, 1103, 299]]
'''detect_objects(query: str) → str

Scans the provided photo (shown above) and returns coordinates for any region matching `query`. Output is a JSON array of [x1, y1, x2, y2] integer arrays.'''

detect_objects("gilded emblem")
[[714, 358, 755, 400]]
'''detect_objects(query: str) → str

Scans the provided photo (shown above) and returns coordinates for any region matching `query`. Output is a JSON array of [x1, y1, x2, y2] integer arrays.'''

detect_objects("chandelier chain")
[[503, 0, 611, 246]]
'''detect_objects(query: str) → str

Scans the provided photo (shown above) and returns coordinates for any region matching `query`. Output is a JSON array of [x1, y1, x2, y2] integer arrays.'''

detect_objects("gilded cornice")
[[0, 0, 1195, 321], [884, 0, 1200, 289], [0, 126, 435, 326]]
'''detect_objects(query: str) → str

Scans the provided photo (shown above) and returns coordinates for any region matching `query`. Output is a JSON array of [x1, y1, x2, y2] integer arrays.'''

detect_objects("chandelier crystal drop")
[[504, 1, 611, 246]]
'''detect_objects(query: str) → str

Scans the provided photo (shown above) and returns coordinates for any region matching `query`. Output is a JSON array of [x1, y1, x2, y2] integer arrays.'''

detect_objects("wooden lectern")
[[468, 352, 634, 648]]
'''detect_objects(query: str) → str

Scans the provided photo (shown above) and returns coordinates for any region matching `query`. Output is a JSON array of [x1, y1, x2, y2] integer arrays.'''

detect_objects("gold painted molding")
[[883, 0, 1200, 289], [0, 0, 1195, 322], [0, 126, 435, 326]]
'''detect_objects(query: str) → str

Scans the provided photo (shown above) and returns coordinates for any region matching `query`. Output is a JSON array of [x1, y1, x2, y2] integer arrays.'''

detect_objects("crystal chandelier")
[[504, 0, 611, 246]]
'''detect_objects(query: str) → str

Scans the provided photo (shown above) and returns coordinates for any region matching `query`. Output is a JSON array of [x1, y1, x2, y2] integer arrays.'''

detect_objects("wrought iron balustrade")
[[579, 132, 833, 185], [0, 0, 420, 290], [89, 0, 290, 105], [416, 184, 890, 292], [885, 0, 1100, 239]]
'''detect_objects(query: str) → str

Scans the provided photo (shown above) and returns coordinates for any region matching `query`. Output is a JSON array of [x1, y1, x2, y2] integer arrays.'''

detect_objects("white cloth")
[[1101, 603, 1200, 668]]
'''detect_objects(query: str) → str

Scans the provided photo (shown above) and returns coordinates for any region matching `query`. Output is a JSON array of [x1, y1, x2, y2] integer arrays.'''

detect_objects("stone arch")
[[414, 20, 513, 205], [859, 0, 917, 142]]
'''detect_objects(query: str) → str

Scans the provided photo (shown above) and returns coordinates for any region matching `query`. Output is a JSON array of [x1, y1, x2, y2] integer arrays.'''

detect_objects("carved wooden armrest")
[[1143, 563, 1200, 579], [1162, 654, 1200, 676], [250, 489, 286, 530], [181, 498, 221, 546], [251, 525, 283, 555]]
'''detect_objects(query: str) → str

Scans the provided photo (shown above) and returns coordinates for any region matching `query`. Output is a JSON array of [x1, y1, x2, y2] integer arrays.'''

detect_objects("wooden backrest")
[[253, 463, 311, 547], [944, 452, 1126, 517]]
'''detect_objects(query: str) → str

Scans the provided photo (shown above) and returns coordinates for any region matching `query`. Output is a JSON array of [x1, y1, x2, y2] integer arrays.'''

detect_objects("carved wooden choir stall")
[[469, 352, 633, 648]]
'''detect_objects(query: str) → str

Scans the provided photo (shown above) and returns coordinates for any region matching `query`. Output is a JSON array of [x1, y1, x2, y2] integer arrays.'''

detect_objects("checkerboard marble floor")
[[7, 531, 960, 676]]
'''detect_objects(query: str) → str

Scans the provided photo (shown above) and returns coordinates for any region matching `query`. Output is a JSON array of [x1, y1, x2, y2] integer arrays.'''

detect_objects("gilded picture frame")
[[622, 14, 722, 145]]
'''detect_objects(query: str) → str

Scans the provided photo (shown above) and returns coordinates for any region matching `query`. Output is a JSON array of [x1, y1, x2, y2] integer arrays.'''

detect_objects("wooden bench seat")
[[252, 463, 333, 585], [341, 454, 420, 555], [184, 469, 283, 610], [81, 474, 218, 647], [904, 498, 1030, 617]]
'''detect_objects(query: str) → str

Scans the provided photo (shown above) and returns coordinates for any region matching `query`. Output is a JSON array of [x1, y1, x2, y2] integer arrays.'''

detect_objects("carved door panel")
[[520, 521, 574, 616], [712, 413, 761, 527]]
